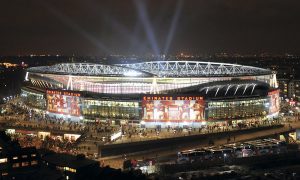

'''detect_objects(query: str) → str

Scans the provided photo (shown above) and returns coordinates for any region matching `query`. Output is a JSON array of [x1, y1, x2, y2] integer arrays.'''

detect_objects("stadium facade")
[[21, 61, 280, 128]]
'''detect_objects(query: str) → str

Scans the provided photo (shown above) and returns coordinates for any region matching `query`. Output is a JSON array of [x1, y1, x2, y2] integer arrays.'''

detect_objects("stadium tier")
[[21, 61, 280, 128]]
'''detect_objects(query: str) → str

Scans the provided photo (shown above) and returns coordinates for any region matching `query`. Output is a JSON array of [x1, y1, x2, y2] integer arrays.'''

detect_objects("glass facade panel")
[[207, 98, 269, 121], [81, 99, 140, 120], [30, 74, 273, 95], [21, 89, 46, 110]]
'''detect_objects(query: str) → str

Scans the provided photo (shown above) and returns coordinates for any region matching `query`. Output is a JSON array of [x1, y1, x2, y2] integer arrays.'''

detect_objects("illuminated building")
[[277, 78, 300, 101], [21, 61, 280, 128]]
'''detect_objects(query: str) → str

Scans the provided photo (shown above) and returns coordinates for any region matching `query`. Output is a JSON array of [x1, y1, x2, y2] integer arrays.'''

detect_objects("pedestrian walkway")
[[100, 121, 300, 169]]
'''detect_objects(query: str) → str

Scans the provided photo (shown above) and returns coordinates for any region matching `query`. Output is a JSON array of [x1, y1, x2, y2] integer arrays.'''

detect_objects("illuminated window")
[[1, 172, 8, 176], [12, 163, 20, 168], [22, 155, 28, 158], [13, 156, 18, 160], [21, 162, 29, 167], [0, 158, 7, 163], [69, 168, 76, 173], [31, 154, 36, 157], [64, 167, 76, 173], [31, 160, 38, 165]]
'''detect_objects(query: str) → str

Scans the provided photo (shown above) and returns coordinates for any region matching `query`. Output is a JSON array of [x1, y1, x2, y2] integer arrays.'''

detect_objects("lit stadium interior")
[[21, 61, 280, 128]]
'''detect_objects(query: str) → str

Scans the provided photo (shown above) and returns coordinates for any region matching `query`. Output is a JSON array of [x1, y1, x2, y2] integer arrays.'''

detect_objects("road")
[[100, 120, 300, 169]]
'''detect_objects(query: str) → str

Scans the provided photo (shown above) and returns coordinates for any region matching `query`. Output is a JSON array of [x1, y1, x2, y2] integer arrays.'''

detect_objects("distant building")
[[277, 79, 289, 98], [277, 79, 300, 101]]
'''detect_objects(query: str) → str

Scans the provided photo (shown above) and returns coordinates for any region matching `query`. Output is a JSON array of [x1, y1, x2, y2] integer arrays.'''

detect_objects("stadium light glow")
[[124, 71, 142, 77], [42, 1, 111, 54], [25, 72, 29, 81], [163, 0, 183, 55], [134, 0, 160, 55], [23, 60, 279, 128], [265, 103, 270, 107]]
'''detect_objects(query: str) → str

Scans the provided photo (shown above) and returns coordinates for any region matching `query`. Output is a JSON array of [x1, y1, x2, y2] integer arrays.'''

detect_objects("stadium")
[[21, 61, 280, 128]]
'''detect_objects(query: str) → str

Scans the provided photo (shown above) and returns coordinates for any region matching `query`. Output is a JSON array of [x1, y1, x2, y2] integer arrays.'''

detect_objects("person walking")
[[227, 136, 231, 143]]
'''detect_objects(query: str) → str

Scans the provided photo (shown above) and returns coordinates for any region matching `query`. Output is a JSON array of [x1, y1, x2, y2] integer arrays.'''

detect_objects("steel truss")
[[28, 63, 150, 76], [28, 61, 271, 77], [119, 61, 271, 77]]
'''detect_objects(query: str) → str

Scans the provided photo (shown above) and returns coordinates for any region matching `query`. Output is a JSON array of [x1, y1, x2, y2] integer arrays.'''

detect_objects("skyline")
[[0, 0, 300, 56]]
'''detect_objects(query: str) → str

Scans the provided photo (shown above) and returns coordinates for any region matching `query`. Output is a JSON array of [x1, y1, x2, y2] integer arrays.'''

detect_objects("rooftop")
[[27, 60, 272, 77], [42, 153, 99, 169]]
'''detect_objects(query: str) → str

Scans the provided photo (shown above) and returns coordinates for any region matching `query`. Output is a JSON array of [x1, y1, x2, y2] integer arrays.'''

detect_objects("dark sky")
[[0, 0, 300, 56]]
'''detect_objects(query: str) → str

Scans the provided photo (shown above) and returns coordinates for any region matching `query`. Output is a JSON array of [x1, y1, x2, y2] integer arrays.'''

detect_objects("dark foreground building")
[[0, 131, 40, 179], [42, 153, 100, 180]]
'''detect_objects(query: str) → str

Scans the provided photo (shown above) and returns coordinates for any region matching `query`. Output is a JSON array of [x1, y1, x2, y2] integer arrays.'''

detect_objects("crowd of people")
[[0, 100, 86, 132], [110, 119, 283, 144], [0, 97, 293, 157], [10, 133, 42, 148], [0, 99, 81, 154], [41, 136, 78, 154], [7, 131, 78, 154]]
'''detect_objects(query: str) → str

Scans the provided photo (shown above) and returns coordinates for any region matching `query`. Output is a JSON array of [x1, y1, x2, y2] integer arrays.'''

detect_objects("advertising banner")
[[142, 95, 205, 122], [268, 90, 280, 114], [46, 90, 81, 116]]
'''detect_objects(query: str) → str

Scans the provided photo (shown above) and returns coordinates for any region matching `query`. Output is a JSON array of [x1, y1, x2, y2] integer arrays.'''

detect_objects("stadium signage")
[[46, 90, 81, 97], [268, 89, 280, 95], [143, 96, 203, 101]]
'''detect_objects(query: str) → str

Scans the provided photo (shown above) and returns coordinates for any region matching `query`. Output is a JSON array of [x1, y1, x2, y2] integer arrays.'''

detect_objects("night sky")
[[0, 0, 299, 56]]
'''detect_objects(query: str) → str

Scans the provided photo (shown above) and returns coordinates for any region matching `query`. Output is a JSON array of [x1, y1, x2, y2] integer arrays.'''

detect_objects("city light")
[[123, 71, 142, 77]]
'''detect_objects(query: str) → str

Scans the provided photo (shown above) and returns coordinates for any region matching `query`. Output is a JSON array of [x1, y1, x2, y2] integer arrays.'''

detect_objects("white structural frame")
[[119, 61, 271, 77], [199, 82, 258, 97], [27, 63, 151, 76], [27, 61, 272, 77]]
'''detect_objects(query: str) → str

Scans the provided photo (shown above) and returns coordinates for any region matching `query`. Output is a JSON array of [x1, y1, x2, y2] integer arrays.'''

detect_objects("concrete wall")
[[99, 125, 283, 157]]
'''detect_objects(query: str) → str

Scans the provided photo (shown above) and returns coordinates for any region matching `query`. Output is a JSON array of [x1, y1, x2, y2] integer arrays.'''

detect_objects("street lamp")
[[223, 153, 227, 163]]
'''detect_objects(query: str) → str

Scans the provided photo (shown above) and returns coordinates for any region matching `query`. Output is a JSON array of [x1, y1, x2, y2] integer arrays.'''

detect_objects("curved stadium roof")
[[27, 61, 272, 77], [27, 63, 153, 77]]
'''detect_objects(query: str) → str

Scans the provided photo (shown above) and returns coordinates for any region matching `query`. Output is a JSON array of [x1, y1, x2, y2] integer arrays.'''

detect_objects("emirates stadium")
[[21, 61, 280, 128]]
